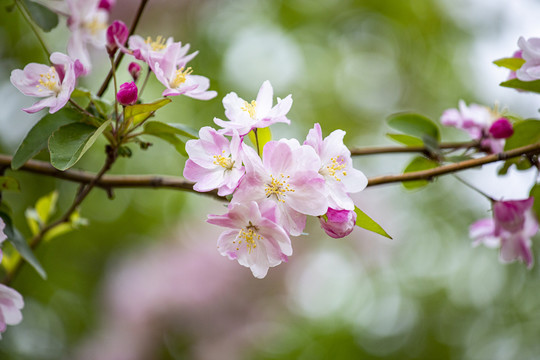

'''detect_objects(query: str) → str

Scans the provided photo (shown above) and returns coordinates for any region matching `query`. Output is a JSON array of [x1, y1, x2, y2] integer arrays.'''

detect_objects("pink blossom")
[[470, 198, 539, 269], [184, 127, 245, 196], [66, 0, 108, 73], [208, 201, 292, 278], [440, 100, 511, 153], [233, 140, 327, 236], [116, 81, 138, 106], [320, 208, 357, 238], [10, 52, 83, 114], [149, 43, 216, 100], [106, 20, 128, 55], [127, 35, 197, 66], [214, 81, 293, 136], [0, 284, 24, 338], [304, 123, 367, 210], [516, 37, 540, 81]]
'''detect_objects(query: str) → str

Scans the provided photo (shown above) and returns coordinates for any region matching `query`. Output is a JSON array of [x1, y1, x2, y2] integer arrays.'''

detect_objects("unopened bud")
[[128, 62, 142, 82], [106, 20, 129, 56], [117, 81, 138, 106], [98, 0, 115, 12], [319, 208, 356, 239], [489, 118, 514, 139]]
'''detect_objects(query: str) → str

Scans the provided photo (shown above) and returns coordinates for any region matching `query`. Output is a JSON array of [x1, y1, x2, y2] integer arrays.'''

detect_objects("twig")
[[350, 141, 478, 156], [96, 0, 150, 97]]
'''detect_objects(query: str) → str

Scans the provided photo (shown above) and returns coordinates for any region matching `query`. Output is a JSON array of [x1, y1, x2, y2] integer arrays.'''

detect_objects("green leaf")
[[0, 211, 46, 279], [493, 57, 525, 71], [49, 120, 111, 170], [248, 127, 272, 156], [164, 123, 198, 139], [0, 176, 20, 192], [125, 98, 172, 126], [402, 156, 439, 190], [499, 79, 540, 94], [25, 209, 40, 236], [354, 206, 392, 239], [504, 119, 540, 150], [12, 108, 81, 169], [35, 190, 58, 224], [386, 133, 424, 146], [143, 122, 187, 156], [498, 157, 532, 175], [530, 183, 540, 222], [387, 112, 440, 141], [92, 97, 113, 117], [22, 0, 58, 32]]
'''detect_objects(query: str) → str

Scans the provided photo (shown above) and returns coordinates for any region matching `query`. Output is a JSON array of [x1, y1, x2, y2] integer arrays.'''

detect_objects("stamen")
[[145, 35, 168, 51], [36, 67, 61, 94], [235, 222, 262, 253], [213, 150, 234, 170], [85, 17, 107, 35], [170, 67, 193, 88], [323, 156, 347, 181], [241, 100, 257, 119], [265, 173, 295, 203]]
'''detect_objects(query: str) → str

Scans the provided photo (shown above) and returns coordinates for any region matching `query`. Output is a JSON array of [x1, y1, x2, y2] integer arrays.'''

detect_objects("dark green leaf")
[[386, 133, 424, 146], [22, 0, 58, 32], [354, 206, 392, 239], [92, 97, 112, 117], [493, 57, 525, 71], [387, 112, 440, 141], [504, 120, 540, 150], [49, 120, 111, 170], [143, 122, 187, 156], [500, 79, 540, 94], [12, 108, 81, 169], [0, 211, 46, 279], [0, 177, 20, 192], [402, 156, 439, 190], [530, 183, 540, 222]]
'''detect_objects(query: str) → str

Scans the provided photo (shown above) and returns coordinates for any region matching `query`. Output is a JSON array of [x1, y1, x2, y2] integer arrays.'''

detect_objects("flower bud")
[[106, 20, 129, 56], [489, 118, 514, 139], [117, 81, 138, 106], [98, 0, 115, 12], [128, 62, 142, 82], [319, 208, 356, 239]]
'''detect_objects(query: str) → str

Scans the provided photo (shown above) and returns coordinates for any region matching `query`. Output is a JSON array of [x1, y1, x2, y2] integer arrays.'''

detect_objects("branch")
[[350, 141, 478, 156], [2, 142, 539, 193], [96, 0, 150, 97]]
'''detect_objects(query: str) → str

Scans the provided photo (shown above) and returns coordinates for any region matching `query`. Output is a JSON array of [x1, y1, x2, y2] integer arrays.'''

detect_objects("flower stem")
[[452, 175, 496, 202]]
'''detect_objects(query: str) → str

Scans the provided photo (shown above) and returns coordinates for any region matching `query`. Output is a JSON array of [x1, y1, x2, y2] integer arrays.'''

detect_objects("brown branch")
[[96, 0, 150, 97], [350, 141, 478, 155], [2, 142, 539, 194]]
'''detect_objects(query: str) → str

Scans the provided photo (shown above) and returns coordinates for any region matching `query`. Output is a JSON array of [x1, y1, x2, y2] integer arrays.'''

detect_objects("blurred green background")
[[1, 0, 540, 359]]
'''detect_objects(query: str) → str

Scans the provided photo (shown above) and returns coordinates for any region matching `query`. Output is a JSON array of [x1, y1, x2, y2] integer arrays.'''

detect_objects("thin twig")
[[350, 141, 478, 156], [96, 0, 150, 97]]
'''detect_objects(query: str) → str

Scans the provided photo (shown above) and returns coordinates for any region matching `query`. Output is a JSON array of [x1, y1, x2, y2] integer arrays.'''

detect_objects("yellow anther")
[[145, 35, 168, 51], [170, 67, 193, 88], [213, 152, 234, 170], [85, 17, 107, 35], [236, 223, 262, 253], [265, 173, 295, 203], [37, 67, 61, 94], [324, 156, 347, 181], [241, 100, 257, 119]]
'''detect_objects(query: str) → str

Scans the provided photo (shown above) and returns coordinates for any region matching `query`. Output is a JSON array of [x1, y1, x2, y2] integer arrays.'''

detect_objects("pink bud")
[[106, 20, 129, 55], [489, 118, 514, 139], [319, 208, 357, 239], [98, 0, 115, 12], [117, 81, 138, 106], [128, 62, 142, 82]]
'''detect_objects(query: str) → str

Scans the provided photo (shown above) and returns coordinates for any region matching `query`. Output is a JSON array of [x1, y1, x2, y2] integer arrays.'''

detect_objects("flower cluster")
[[185, 81, 367, 278], [470, 198, 539, 269], [440, 100, 513, 153]]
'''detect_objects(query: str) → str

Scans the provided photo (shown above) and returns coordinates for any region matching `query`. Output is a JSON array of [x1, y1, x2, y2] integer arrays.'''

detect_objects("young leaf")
[[402, 156, 439, 190], [0, 176, 20, 192], [386, 133, 424, 146], [49, 120, 111, 170], [354, 206, 392, 239], [22, 0, 58, 32], [387, 112, 440, 141], [504, 119, 540, 150], [0, 211, 47, 279], [35, 191, 58, 225], [530, 183, 540, 222], [12, 108, 81, 169], [143, 122, 188, 156], [493, 57, 525, 71], [248, 127, 272, 156], [499, 79, 540, 94], [125, 98, 172, 126]]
